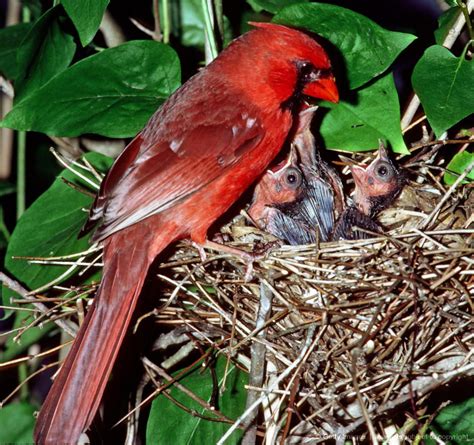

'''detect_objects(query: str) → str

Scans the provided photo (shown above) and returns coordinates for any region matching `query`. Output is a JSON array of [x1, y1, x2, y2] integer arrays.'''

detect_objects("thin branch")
[[0, 272, 77, 337]]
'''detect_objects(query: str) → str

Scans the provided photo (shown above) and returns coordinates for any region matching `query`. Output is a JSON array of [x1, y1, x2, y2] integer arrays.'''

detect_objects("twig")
[[217, 325, 317, 445], [242, 280, 274, 445], [1, 361, 59, 407], [152, 0, 162, 41], [100, 10, 126, 47], [417, 159, 474, 230], [0, 272, 77, 337]]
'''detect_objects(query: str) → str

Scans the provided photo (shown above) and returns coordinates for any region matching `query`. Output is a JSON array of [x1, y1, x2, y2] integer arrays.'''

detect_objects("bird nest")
[[140, 153, 473, 443], [5, 147, 473, 444]]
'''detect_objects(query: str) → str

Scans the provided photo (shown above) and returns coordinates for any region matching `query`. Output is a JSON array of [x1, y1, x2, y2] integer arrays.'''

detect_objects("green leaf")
[[412, 45, 474, 137], [147, 356, 248, 444], [430, 398, 474, 444], [247, 0, 309, 14], [3, 41, 181, 138], [14, 6, 76, 103], [274, 3, 416, 89], [0, 402, 36, 443], [445, 0, 458, 6], [434, 7, 461, 45], [3, 152, 113, 310], [444, 151, 474, 185], [61, 0, 109, 46], [0, 24, 33, 80], [320, 73, 408, 153]]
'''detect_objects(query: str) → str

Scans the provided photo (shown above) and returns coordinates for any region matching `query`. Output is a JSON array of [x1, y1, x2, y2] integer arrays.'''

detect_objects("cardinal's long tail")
[[34, 221, 179, 444]]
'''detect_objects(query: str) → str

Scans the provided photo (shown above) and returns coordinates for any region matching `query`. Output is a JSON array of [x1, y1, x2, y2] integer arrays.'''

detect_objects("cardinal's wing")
[[87, 92, 267, 241]]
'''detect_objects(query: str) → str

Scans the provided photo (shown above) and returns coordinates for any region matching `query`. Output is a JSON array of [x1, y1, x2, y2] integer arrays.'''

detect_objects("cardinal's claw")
[[190, 241, 207, 262]]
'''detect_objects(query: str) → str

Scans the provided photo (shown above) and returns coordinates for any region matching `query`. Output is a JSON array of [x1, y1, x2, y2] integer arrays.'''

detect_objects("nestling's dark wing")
[[332, 206, 382, 240], [268, 209, 317, 245], [300, 173, 335, 242]]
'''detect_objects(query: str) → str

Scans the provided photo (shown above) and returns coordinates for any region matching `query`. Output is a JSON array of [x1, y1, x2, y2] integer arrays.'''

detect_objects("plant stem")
[[214, 0, 224, 48], [161, 0, 170, 44], [458, 1, 474, 42], [22, 4, 30, 22], [18, 363, 29, 401], [202, 0, 218, 62], [16, 131, 26, 220], [152, 0, 162, 41], [16, 1, 31, 221]]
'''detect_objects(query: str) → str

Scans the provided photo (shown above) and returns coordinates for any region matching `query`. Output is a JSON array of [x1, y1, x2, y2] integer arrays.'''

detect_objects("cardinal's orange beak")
[[303, 75, 339, 103]]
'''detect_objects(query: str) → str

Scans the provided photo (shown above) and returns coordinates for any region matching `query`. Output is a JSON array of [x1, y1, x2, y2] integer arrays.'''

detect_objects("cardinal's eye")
[[284, 167, 303, 189], [297, 61, 321, 83], [374, 161, 393, 181]]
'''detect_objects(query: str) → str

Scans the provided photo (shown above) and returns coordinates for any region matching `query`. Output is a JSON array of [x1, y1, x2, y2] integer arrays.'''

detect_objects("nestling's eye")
[[374, 161, 394, 181], [284, 167, 303, 189]]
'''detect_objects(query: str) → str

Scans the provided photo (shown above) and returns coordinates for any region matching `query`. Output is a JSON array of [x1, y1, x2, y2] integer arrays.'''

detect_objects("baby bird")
[[248, 146, 318, 245], [249, 107, 343, 245], [332, 143, 406, 240]]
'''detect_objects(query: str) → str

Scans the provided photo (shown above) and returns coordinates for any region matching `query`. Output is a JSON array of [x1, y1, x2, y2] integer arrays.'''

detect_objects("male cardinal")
[[332, 144, 406, 240], [249, 106, 343, 245], [34, 23, 338, 443]]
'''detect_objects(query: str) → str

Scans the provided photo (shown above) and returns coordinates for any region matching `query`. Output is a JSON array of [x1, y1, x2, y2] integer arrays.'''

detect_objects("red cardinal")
[[332, 143, 406, 240], [249, 106, 344, 244], [34, 23, 338, 443]]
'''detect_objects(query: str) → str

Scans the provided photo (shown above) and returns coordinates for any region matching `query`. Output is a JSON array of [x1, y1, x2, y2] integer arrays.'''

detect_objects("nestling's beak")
[[350, 165, 368, 191], [303, 75, 339, 103]]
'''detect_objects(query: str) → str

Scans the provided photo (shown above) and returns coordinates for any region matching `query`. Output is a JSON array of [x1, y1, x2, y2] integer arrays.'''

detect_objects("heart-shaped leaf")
[[412, 45, 474, 137], [3, 41, 181, 138], [274, 3, 416, 89], [320, 73, 408, 153], [147, 356, 247, 444]]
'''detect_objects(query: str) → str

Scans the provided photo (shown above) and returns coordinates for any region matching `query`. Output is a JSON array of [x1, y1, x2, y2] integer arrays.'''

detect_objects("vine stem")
[[458, 0, 474, 41], [214, 0, 224, 46], [16, 6, 31, 220], [202, 0, 218, 63], [161, 0, 170, 44], [16, 131, 25, 220]]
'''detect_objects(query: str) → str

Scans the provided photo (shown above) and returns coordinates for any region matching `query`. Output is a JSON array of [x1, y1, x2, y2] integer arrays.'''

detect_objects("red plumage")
[[34, 23, 338, 444]]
